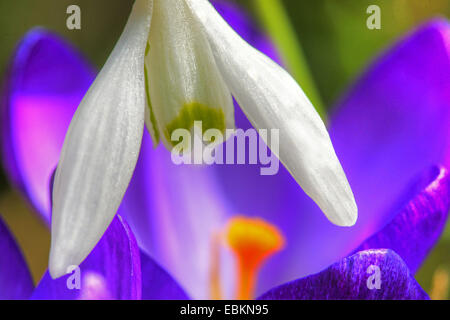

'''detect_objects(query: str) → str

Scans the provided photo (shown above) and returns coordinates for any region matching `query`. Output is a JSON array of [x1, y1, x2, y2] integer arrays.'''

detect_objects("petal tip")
[[48, 240, 77, 280], [422, 17, 450, 33], [417, 17, 450, 49], [344, 201, 358, 227], [341, 212, 358, 227], [325, 192, 358, 227], [48, 255, 68, 280], [332, 206, 358, 227]]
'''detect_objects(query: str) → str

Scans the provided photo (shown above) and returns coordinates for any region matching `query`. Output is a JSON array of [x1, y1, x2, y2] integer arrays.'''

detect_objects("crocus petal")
[[330, 19, 450, 238], [186, 0, 357, 226], [1, 29, 94, 222], [140, 251, 190, 300], [356, 166, 450, 274], [293, 19, 450, 276], [208, 19, 450, 296], [32, 215, 141, 300], [0, 216, 34, 299], [120, 134, 235, 300], [258, 249, 428, 300], [50, 0, 152, 278], [145, 0, 234, 148]]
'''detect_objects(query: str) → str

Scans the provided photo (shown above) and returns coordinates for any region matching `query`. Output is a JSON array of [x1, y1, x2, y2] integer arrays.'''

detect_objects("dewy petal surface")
[[186, 0, 357, 226], [356, 166, 450, 274], [50, 0, 152, 278], [258, 249, 428, 300], [1, 29, 95, 222], [32, 215, 141, 300], [146, 0, 234, 147], [0, 216, 34, 299]]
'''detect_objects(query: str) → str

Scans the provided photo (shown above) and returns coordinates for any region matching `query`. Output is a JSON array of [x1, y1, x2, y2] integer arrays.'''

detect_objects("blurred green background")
[[0, 0, 449, 298]]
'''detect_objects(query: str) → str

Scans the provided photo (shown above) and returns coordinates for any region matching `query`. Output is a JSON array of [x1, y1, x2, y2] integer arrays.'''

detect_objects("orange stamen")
[[225, 216, 285, 300], [209, 231, 223, 300]]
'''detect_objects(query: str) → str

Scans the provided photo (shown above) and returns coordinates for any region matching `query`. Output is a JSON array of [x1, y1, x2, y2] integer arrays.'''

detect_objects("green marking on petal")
[[165, 102, 226, 147], [145, 42, 150, 56], [144, 65, 160, 143]]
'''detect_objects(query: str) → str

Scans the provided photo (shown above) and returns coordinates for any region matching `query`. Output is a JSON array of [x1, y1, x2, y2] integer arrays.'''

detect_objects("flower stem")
[[252, 0, 327, 121]]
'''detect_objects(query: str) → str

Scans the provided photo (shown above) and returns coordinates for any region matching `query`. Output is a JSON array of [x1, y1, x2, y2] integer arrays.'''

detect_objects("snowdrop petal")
[[50, 0, 152, 279], [186, 0, 357, 226], [146, 0, 234, 148]]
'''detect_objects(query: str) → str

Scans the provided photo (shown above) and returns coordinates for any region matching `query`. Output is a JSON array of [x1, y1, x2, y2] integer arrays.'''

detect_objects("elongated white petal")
[[186, 0, 357, 226], [145, 0, 234, 148], [49, 0, 153, 279]]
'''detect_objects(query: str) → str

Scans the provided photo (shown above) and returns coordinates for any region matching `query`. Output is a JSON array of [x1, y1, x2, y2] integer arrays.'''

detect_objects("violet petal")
[[258, 249, 428, 300], [119, 136, 233, 300], [31, 215, 141, 300], [141, 251, 190, 300], [1, 28, 94, 222], [0, 216, 34, 299], [356, 166, 450, 273], [220, 19, 450, 295]]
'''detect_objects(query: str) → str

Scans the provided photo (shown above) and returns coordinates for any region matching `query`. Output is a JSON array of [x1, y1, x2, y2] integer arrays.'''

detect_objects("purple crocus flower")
[[0, 26, 188, 301], [1, 1, 450, 300], [120, 12, 450, 298], [0, 212, 188, 299]]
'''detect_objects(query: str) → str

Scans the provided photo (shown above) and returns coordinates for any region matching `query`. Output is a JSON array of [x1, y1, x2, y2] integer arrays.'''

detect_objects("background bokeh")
[[0, 0, 449, 298]]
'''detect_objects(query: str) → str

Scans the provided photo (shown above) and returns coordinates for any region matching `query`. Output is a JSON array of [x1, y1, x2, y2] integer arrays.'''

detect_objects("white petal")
[[143, 54, 160, 146], [145, 0, 234, 148], [186, 0, 357, 226], [49, 0, 153, 278]]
